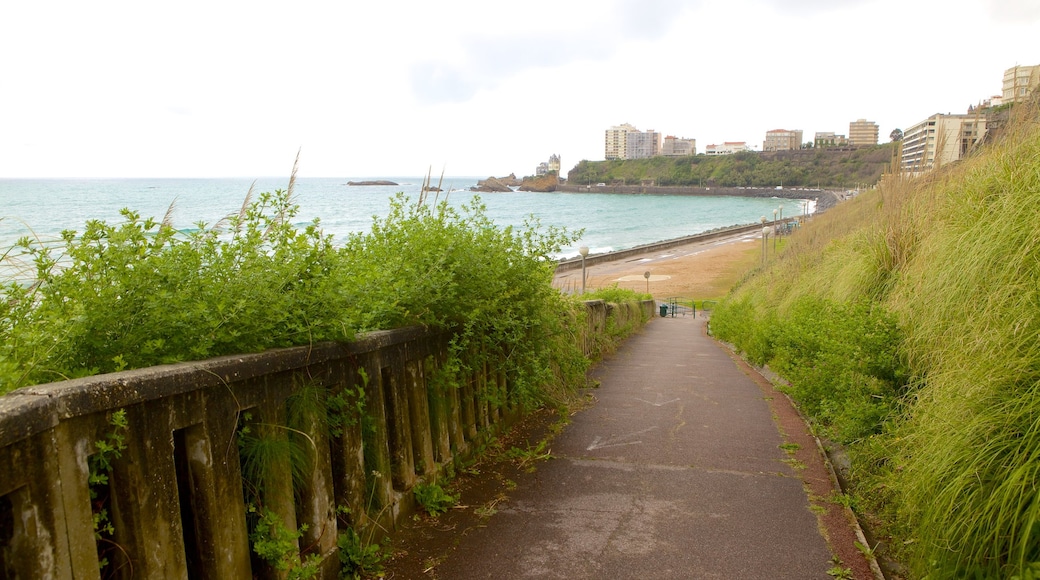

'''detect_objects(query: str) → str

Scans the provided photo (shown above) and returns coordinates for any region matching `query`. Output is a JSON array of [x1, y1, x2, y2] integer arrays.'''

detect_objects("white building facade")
[[901, 113, 986, 175]]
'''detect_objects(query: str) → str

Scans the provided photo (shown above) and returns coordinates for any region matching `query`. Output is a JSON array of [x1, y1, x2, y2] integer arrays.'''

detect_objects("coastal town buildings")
[[814, 132, 848, 148], [626, 130, 661, 159], [900, 113, 987, 175], [604, 124, 660, 160], [705, 142, 750, 156], [1002, 64, 1040, 105], [849, 119, 879, 147], [535, 154, 561, 176], [661, 136, 697, 156], [605, 123, 637, 160], [763, 129, 803, 152]]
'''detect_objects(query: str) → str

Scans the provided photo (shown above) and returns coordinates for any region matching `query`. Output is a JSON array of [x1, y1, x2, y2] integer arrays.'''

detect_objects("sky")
[[2, 0, 1039, 179]]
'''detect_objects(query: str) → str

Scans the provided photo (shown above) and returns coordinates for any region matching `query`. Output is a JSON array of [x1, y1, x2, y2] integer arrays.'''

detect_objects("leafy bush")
[[0, 190, 584, 404], [583, 285, 650, 304], [0, 190, 348, 391]]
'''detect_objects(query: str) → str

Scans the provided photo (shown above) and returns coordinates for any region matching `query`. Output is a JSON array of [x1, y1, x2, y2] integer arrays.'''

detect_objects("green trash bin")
[[660, 304, 668, 317]]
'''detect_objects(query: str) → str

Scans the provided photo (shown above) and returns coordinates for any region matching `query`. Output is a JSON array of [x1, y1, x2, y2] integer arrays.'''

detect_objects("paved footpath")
[[432, 314, 858, 579]]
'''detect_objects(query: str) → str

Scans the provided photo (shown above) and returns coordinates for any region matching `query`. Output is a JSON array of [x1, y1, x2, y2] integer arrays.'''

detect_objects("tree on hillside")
[[890, 128, 903, 142]]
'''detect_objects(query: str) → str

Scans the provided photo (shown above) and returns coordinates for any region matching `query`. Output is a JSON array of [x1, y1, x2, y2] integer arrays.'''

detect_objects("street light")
[[761, 227, 770, 267], [579, 246, 589, 294], [778, 203, 784, 241], [772, 208, 778, 252]]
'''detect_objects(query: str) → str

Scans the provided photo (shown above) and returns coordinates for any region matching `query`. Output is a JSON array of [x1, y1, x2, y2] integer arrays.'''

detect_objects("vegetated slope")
[[567, 144, 895, 189], [709, 102, 1040, 578]]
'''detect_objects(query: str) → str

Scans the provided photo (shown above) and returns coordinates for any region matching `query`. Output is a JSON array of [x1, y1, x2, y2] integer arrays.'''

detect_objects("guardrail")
[[0, 299, 654, 578]]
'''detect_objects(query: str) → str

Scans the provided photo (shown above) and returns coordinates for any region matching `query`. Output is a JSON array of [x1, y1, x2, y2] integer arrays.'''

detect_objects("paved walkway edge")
[[714, 326, 886, 580]]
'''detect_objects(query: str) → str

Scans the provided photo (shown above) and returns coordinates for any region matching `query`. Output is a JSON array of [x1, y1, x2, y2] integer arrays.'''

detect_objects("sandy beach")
[[554, 229, 768, 300]]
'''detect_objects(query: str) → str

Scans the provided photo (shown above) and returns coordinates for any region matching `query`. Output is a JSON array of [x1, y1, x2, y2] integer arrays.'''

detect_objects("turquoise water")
[[0, 177, 811, 259]]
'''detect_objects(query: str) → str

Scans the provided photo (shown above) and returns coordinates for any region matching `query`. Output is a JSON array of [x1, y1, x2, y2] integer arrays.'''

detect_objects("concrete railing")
[[0, 299, 654, 578]]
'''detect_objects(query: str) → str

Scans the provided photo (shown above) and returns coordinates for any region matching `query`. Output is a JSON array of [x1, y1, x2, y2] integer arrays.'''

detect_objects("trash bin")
[[660, 304, 668, 317]]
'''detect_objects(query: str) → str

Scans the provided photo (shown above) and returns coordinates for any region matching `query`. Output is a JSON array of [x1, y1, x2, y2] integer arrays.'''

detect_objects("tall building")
[[661, 136, 697, 156], [763, 129, 803, 152], [605, 123, 638, 160], [1002, 64, 1040, 105], [849, 119, 879, 147], [900, 113, 986, 175], [605, 124, 661, 160], [626, 129, 661, 159], [705, 142, 749, 156]]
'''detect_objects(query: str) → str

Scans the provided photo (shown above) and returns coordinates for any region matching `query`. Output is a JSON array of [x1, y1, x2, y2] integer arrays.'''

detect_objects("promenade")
[[394, 314, 875, 579]]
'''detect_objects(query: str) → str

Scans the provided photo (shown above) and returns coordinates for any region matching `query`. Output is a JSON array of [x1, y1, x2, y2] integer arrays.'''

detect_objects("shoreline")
[[554, 216, 810, 300]]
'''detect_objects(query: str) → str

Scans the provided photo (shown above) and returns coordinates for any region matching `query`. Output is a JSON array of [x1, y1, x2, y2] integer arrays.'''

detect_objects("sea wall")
[[555, 222, 787, 273], [0, 299, 655, 578], [556, 183, 841, 210]]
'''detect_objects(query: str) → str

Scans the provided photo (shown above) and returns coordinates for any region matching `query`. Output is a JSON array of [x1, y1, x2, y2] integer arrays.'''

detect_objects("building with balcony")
[[763, 129, 803, 152], [849, 119, 879, 147], [900, 113, 987, 175], [705, 142, 749, 156], [625, 129, 661, 159], [605, 123, 637, 160], [661, 136, 696, 156], [1002, 64, 1040, 105]]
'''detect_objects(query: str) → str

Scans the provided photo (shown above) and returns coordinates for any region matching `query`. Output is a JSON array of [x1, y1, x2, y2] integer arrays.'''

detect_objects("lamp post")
[[778, 203, 784, 240], [761, 227, 770, 267], [772, 208, 778, 252], [579, 246, 589, 294]]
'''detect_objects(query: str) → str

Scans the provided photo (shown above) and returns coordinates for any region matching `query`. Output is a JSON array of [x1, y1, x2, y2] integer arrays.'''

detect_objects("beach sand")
[[553, 230, 768, 300]]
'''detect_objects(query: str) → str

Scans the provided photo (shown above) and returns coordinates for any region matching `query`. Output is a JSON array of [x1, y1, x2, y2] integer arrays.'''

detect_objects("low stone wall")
[[555, 184, 841, 210], [0, 299, 654, 578]]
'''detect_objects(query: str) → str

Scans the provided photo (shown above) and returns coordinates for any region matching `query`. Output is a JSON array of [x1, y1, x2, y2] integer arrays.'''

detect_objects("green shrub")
[[583, 285, 650, 303], [0, 191, 583, 404]]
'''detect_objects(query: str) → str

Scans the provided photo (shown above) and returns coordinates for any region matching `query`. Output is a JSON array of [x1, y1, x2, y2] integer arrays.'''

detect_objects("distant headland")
[[347, 180, 398, 186]]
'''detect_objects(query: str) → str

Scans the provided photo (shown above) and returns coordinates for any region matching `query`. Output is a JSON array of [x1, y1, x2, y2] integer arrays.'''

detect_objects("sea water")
[[0, 177, 812, 259]]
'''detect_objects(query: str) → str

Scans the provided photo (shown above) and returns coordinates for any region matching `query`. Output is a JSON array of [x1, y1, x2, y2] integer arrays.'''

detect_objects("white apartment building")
[[661, 136, 696, 156], [705, 142, 749, 156], [605, 124, 661, 160], [605, 123, 637, 160], [1002, 65, 1040, 105], [626, 130, 661, 159], [849, 119, 879, 147], [900, 113, 986, 175], [763, 129, 803, 152]]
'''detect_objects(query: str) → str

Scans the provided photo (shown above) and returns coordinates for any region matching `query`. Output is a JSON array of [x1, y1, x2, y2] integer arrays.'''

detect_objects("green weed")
[[413, 482, 458, 517]]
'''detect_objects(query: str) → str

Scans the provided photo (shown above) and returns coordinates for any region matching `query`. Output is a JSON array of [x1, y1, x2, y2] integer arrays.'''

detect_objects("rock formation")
[[518, 173, 559, 193]]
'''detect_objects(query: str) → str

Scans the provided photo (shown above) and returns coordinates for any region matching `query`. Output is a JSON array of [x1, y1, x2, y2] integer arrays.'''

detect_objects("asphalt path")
[[432, 315, 854, 579]]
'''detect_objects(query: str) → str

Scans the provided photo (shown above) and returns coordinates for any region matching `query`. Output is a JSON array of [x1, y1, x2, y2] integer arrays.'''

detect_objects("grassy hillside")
[[567, 144, 896, 189], [709, 102, 1040, 578]]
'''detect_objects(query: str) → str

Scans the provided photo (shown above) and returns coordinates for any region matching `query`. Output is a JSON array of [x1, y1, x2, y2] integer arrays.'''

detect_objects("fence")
[[0, 299, 654, 579]]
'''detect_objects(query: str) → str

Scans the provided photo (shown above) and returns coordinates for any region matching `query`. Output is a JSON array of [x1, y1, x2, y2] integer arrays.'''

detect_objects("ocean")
[[0, 177, 811, 260]]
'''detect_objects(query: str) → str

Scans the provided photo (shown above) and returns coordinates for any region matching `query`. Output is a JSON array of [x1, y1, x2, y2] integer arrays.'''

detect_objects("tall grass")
[[711, 98, 1040, 577]]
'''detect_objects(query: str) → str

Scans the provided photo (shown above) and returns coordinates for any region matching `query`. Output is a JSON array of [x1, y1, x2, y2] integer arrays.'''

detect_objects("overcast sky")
[[2, 0, 1039, 179]]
